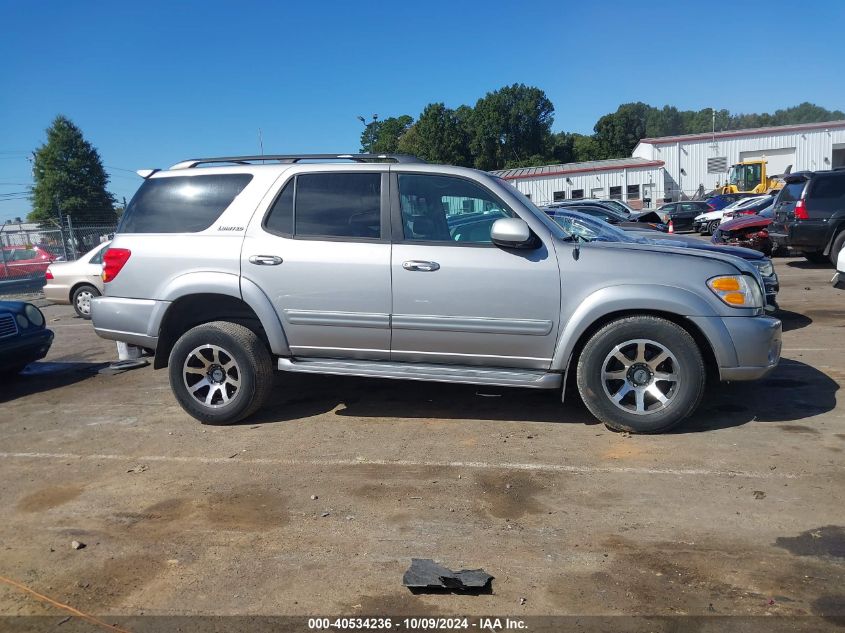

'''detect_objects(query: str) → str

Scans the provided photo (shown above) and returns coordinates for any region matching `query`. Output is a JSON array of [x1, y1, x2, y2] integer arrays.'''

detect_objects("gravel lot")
[[1, 254, 843, 630]]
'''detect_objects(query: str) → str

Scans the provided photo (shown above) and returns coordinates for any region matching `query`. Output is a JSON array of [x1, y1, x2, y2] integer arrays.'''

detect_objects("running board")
[[277, 357, 561, 389]]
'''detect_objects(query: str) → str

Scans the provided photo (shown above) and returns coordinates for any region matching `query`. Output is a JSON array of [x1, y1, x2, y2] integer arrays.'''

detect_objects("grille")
[[0, 313, 18, 338]]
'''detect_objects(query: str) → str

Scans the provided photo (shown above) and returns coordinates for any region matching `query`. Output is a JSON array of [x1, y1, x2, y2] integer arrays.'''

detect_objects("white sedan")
[[43, 241, 110, 319], [694, 196, 771, 235]]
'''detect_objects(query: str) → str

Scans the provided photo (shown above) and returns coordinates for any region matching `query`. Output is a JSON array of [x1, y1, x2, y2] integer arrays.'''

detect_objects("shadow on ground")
[[777, 309, 812, 332], [0, 361, 109, 405], [679, 359, 839, 433], [246, 358, 837, 433], [786, 260, 834, 270]]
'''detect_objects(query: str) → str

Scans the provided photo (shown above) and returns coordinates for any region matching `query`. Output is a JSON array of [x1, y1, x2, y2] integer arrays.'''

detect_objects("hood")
[[718, 215, 772, 232], [629, 210, 663, 223], [695, 210, 722, 222], [557, 235, 760, 276]]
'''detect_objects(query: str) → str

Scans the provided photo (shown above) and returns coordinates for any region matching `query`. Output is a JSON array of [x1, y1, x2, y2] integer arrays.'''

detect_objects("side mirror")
[[490, 218, 536, 249]]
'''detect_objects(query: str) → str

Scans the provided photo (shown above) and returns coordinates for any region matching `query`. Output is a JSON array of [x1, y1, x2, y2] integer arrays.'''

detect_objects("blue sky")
[[2, 0, 844, 222]]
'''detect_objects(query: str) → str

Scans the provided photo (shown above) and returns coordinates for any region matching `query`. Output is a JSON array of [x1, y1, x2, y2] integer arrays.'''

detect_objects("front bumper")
[[688, 314, 781, 381], [91, 296, 164, 349], [0, 328, 54, 370]]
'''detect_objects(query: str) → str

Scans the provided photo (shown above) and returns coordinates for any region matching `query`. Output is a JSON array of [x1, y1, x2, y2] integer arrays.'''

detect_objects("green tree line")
[[360, 86, 844, 170]]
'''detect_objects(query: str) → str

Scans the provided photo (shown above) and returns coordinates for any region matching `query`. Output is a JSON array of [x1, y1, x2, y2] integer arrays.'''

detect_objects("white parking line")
[[0, 451, 798, 479]]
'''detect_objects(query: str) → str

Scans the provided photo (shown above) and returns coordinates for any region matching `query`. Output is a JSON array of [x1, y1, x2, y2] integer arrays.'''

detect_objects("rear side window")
[[263, 173, 382, 239], [119, 174, 253, 233], [778, 181, 807, 203], [809, 175, 845, 200]]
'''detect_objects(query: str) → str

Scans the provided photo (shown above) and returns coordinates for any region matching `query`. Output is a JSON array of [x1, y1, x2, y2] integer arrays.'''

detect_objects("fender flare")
[[551, 284, 725, 371], [151, 271, 290, 356]]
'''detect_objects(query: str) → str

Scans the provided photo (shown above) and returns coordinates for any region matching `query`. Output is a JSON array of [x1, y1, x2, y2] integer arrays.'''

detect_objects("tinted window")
[[398, 174, 514, 244], [264, 179, 294, 235], [571, 189, 584, 199], [810, 175, 845, 200], [778, 181, 806, 203], [609, 186, 622, 200], [295, 173, 381, 239], [119, 174, 253, 233]]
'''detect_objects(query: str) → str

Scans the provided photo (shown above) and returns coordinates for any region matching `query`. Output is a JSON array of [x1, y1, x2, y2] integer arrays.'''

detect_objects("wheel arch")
[[153, 289, 289, 369], [554, 286, 723, 388], [68, 280, 101, 303]]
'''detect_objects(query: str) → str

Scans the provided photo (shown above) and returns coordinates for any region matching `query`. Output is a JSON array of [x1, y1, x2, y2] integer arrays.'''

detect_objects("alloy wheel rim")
[[601, 339, 680, 415], [182, 344, 241, 409]]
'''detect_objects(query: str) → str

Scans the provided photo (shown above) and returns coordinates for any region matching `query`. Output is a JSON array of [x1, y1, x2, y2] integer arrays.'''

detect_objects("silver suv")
[[92, 154, 782, 434]]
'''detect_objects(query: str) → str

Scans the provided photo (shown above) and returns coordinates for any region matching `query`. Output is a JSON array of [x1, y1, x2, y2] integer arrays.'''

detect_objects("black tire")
[[804, 251, 827, 264], [829, 231, 845, 267], [707, 220, 720, 236], [576, 316, 705, 434], [168, 321, 273, 425], [71, 284, 100, 319]]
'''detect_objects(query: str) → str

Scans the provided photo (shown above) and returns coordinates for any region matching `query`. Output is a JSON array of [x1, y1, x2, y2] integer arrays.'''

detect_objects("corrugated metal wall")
[[510, 166, 664, 208], [634, 126, 845, 200]]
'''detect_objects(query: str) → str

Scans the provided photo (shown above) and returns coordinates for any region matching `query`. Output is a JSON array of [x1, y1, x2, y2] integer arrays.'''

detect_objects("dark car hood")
[[625, 232, 764, 260], [718, 215, 773, 232], [628, 210, 664, 223]]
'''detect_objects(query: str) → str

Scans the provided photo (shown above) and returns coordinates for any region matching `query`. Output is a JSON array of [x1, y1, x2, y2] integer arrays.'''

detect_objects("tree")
[[468, 84, 555, 171], [397, 103, 471, 165], [359, 115, 414, 153], [29, 115, 116, 224], [593, 102, 652, 159]]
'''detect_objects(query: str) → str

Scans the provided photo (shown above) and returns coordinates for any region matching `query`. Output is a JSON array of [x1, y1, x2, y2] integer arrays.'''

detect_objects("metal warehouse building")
[[495, 119, 845, 208], [493, 157, 664, 209]]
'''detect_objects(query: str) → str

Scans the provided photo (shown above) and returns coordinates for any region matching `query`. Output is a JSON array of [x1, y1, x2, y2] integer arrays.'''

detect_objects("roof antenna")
[[258, 128, 264, 164]]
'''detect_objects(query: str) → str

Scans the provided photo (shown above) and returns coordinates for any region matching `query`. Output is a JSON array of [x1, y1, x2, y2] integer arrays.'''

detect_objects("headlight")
[[707, 275, 764, 308], [752, 260, 774, 277], [24, 304, 45, 327], [16, 314, 29, 328]]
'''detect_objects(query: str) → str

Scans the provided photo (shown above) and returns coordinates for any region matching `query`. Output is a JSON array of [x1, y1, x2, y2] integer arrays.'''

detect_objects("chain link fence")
[[0, 220, 117, 296]]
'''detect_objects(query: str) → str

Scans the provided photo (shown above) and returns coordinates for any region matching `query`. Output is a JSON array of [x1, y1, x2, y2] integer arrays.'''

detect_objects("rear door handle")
[[402, 260, 440, 272], [249, 255, 283, 266]]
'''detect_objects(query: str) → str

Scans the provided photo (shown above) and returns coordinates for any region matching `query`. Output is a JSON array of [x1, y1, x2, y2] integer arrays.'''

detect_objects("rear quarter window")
[[809, 175, 845, 200], [119, 174, 253, 233], [778, 181, 807, 203]]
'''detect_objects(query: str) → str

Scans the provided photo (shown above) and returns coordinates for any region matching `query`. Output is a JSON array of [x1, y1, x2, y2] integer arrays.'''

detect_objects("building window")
[[609, 186, 622, 200], [626, 184, 640, 199], [571, 189, 584, 199], [553, 191, 566, 201]]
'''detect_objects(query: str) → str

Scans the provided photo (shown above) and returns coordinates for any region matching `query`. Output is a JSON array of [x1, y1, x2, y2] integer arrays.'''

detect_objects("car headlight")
[[24, 304, 45, 327], [752, 260, 774, 277], [16, 313, 29, 328], [707, 275, 764, 308]]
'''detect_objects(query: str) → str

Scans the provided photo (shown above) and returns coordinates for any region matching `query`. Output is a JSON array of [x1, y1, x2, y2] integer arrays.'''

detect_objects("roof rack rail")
[[170, 154, 426, 170]]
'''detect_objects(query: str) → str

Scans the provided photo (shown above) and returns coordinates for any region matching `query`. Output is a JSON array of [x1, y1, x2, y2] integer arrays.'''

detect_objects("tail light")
[[738, 209, 756, 216], [45, 269, 54, 280], [102, 248, 131, 282], [794, 199, 809, 220]]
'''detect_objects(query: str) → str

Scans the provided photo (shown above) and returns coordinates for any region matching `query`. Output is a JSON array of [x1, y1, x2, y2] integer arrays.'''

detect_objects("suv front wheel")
[[576, 316, 705, 434], [168, 321, 273, 425]]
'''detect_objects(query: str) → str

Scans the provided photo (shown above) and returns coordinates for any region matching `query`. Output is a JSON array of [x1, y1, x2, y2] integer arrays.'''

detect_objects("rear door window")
[[119, 174, 253, 233]]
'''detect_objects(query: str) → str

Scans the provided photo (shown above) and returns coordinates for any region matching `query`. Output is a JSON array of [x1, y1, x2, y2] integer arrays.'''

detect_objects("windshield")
[[728, 163, 762, 191]]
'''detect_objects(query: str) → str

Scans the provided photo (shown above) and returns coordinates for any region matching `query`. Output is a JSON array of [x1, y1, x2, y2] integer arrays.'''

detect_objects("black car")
[[547, 209, 779, 309], [657, 201, 713, 232], [543, 203, 668, 232], [0, 301, 54, 375], [769, 169, 845, 265]]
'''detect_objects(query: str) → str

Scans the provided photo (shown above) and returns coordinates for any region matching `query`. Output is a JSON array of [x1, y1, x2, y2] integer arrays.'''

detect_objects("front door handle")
[[402, 260, 440, 272], [249, 255, 283, 266]]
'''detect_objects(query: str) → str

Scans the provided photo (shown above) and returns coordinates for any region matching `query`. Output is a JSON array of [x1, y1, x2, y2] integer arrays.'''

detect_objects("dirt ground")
[[1, 254, 843, 630]]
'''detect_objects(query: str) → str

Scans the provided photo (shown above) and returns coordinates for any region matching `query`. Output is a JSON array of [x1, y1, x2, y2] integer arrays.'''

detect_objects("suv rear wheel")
[[576, 316, 705, 434], [168, 321, 273, 425]]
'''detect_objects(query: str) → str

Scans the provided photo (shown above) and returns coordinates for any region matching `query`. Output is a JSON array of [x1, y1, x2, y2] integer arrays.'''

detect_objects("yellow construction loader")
[[714, 159, 785, 195]]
